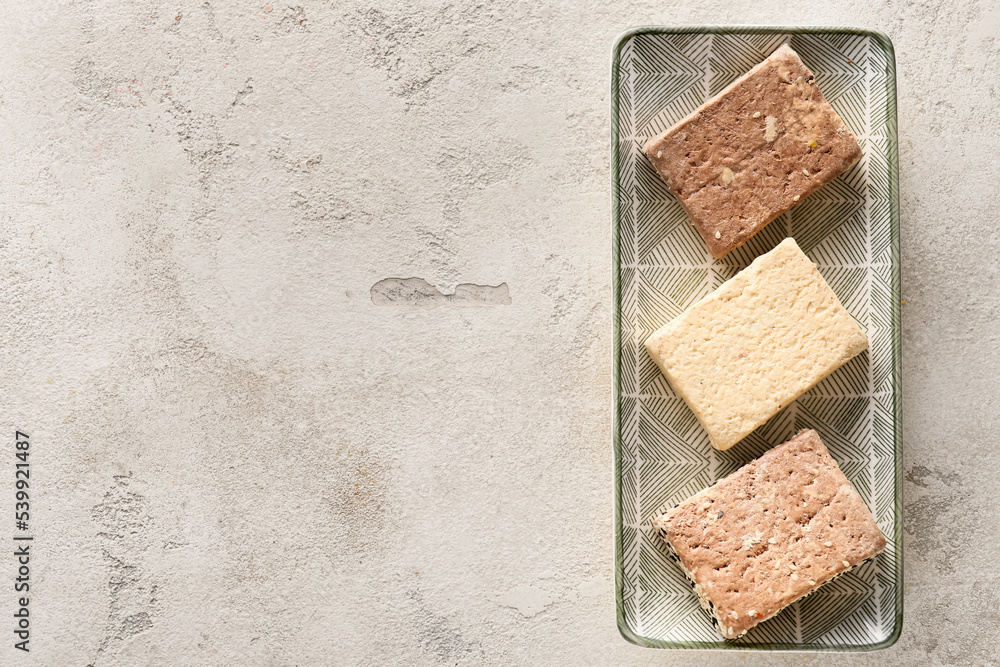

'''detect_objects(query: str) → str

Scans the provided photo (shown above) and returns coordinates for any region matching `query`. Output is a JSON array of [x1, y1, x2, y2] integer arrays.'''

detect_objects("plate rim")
[[609, 24, 903, 652]]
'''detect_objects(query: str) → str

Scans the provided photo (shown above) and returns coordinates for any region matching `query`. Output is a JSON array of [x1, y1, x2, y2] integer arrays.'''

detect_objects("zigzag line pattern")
[[615, 30, 900, 649]]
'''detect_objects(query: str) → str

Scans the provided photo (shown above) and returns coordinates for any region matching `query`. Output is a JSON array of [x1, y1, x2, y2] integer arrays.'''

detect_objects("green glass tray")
[[610, 26, 902, 651]]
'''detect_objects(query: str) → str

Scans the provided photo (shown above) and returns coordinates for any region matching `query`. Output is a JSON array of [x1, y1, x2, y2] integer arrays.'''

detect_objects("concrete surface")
[[0, 0, 997, 665]]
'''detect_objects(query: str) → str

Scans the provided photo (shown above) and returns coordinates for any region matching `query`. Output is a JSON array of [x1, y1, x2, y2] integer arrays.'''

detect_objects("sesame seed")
[[842, 560, 851, 568], [824, 541, 833, 547], [802, 169, 810, 176], [656, 150, 662, 158], [790, 573, 799, 580], [808, 580, 816, 585], [793, 195, 800, 201], [715, 231, 721, 239], [752, 111, 761, 118]]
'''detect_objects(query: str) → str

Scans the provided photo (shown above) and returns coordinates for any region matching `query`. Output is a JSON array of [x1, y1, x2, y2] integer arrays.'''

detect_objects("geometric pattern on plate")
[[613, 27, 901, 650]]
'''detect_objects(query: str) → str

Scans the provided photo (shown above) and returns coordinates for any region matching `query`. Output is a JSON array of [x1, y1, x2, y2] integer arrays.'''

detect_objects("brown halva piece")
[[643, 45, 862, 258], [652, 430, 885, 639]]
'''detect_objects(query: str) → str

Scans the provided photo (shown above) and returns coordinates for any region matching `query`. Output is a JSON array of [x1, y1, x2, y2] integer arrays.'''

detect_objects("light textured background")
[[0, 1, 996, 665]]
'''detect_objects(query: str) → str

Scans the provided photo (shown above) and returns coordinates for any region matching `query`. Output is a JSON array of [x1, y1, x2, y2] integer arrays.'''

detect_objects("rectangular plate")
[[611, 26, 902, 651]]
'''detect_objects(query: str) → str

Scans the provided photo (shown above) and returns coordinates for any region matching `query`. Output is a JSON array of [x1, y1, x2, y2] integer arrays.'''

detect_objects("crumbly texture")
[[643, 44, 863, 258], [644, 238, 868, 450], [652, 430, 886, 639]]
